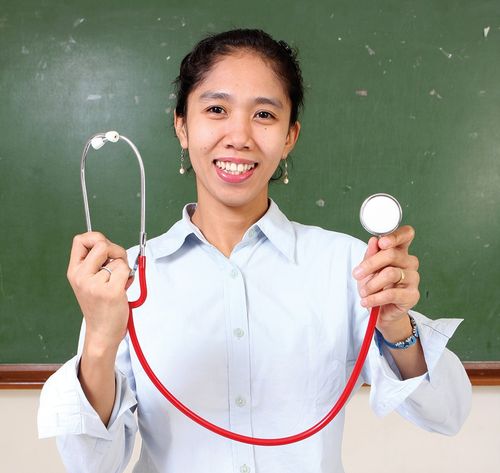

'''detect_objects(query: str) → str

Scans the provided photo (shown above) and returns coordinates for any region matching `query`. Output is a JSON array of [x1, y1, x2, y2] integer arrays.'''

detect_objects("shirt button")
[[240, 465, 250, 473], [235, 396, 246, 407], [233, 328, 245, 338], [230, 268, 239, 279]]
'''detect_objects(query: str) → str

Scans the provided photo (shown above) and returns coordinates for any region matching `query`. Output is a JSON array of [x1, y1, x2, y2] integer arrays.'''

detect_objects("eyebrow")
[[198, 91, 284, 109]]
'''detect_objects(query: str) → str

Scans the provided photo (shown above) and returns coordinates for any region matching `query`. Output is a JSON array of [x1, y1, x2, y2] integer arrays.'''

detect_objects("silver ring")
[[100, 266, 113, 276]]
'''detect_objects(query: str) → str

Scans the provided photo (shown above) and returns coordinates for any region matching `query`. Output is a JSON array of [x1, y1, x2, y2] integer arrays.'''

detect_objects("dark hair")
[[173, 28, 304, 125]]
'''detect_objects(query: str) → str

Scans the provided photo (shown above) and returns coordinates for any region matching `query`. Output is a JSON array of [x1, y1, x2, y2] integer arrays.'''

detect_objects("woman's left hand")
[[352, 225, 420, 329]]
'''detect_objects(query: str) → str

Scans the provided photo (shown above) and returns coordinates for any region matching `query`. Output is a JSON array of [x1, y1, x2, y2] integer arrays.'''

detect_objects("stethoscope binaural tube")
[[80, 131, 393, 446], [80, 131, 147, 262]]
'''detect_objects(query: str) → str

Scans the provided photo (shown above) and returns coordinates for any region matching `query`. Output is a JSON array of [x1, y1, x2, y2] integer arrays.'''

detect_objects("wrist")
[[79, 342, 117, 388], [79, 338, 118, 427], [375, 314, 419, 352], [376, 314, 413, 343], [82, 334, 120, 364]]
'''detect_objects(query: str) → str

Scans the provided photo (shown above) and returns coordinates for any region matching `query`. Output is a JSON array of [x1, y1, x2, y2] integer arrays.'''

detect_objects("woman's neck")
[[190, 193, 269, 258]]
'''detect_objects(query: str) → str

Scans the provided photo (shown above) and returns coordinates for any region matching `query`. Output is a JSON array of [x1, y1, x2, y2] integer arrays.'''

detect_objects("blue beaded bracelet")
[[375, 315, 419, 354]]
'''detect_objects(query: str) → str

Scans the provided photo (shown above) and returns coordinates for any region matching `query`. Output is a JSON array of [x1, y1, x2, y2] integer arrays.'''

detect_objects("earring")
[[179, 148, 186, 175], [283, 158, 289, 184]]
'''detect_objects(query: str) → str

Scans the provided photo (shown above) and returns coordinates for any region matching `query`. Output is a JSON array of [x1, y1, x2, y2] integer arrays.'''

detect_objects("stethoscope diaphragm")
[[360, 193, 402, 237]]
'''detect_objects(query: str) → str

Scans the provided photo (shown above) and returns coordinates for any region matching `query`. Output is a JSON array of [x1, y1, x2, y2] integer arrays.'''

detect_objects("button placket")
[[224, 260, 256, 473], [224, 263, 253, 430]]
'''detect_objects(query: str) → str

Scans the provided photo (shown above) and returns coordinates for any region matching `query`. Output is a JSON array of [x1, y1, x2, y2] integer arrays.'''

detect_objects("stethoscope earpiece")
[[90, 136, 105, 150], [90, 131, 120, 150], [105, 130, 120, 143]]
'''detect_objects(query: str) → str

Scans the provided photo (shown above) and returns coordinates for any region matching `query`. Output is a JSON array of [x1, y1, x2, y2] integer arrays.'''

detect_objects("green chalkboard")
[[1, 0, 499, 363]]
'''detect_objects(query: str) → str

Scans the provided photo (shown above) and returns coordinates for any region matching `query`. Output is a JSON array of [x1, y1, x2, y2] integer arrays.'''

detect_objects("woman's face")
[[174, 51, 300, 211]]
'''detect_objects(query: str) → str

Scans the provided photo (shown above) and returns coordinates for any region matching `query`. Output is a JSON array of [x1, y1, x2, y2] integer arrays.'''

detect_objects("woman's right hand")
[[67, 232, 134, 352]]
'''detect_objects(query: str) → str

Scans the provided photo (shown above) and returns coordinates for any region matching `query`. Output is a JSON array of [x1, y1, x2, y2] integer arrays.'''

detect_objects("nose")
[[223, 113, 252, 151]]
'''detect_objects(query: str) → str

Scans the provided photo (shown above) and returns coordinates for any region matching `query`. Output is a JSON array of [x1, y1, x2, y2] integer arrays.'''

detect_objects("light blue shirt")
[[38, 199, 471, 473]]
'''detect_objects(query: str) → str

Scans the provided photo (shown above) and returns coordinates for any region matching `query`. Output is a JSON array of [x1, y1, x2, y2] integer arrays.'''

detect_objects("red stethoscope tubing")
[[127, 254, 379, 446]]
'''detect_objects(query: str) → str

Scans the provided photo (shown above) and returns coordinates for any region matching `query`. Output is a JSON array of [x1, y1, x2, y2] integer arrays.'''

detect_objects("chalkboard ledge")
[[0, 364, 62, 389], [0, 363, 499, 388]]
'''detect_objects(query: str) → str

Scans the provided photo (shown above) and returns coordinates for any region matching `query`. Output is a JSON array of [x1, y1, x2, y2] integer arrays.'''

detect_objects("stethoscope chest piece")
[[360, 193, 402, 237]]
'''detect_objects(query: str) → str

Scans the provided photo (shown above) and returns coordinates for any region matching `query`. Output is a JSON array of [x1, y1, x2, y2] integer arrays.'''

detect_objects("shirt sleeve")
[[348, 240, 472, 436], [358, 311, 472, 435], [366, 311, 472, 435], [37, 324, 138, 473]]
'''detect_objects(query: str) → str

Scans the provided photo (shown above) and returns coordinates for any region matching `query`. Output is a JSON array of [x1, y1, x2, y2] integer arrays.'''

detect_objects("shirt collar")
[[149, 198, 296, 263], [254, 198, 296, 263]]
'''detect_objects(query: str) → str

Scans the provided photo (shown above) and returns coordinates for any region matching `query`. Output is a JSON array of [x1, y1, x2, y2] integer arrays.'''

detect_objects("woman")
[[39, 29, 471, 473]]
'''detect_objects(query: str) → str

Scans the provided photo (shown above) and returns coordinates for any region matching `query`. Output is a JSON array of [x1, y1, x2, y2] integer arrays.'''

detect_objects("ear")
[[174, 111, 189, 149], [283, 121, 301, 156]]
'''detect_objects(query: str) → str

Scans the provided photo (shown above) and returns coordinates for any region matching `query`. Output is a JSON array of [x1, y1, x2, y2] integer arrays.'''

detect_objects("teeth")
[[215, 160, 256, 174]]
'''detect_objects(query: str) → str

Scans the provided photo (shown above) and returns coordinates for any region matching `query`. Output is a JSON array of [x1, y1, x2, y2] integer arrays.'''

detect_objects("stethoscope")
[[80, 131, 403, 446]]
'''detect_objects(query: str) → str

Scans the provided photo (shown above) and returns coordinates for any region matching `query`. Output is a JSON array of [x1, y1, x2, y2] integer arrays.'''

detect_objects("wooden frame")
[[1, 362, 499, 389], [0, 365, 62, 389]]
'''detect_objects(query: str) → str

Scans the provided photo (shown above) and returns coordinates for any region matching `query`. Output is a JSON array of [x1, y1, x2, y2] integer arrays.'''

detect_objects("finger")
[[79, 240, 128, 278], [68, 232, 108, 270], [360, 287, 420, 309], [70, 233, 128, 266], [353, 248, 410, 280], [125, 274, 135, 291], [359, 268, 420, 298], [353, 237, 379, 280], [378, 225, 415, 250], [364, 237, 380, 259], [91, 257, 122, 282], [94, 265, 114, 284], [107, 259, 134, 291], [93, 258, 132, 285]]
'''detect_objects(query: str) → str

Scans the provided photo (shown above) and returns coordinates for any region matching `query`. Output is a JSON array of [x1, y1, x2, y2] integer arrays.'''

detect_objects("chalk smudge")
[[365, 44, 376, 56], [439, 47, 452, 59], [429, 89, 443, 99]]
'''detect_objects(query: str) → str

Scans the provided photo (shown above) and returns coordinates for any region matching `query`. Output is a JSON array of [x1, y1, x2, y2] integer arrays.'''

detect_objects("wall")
[[2, 387, 498, 472]]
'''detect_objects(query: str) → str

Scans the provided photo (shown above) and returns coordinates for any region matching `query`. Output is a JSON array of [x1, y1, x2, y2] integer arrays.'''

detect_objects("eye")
[[207, 106, 225, 114], [256, 111, 274, 120]]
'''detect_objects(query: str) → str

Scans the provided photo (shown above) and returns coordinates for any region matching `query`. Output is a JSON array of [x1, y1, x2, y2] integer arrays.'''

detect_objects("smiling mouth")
[[213, 159, 258, 175]]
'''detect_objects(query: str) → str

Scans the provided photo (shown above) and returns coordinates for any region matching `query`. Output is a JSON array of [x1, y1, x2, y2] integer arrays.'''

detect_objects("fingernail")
[[360, 298, 368, 307], [379, 237, 392, 248], [353, 266, 365, 278], [359, 288, 367, 297]]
